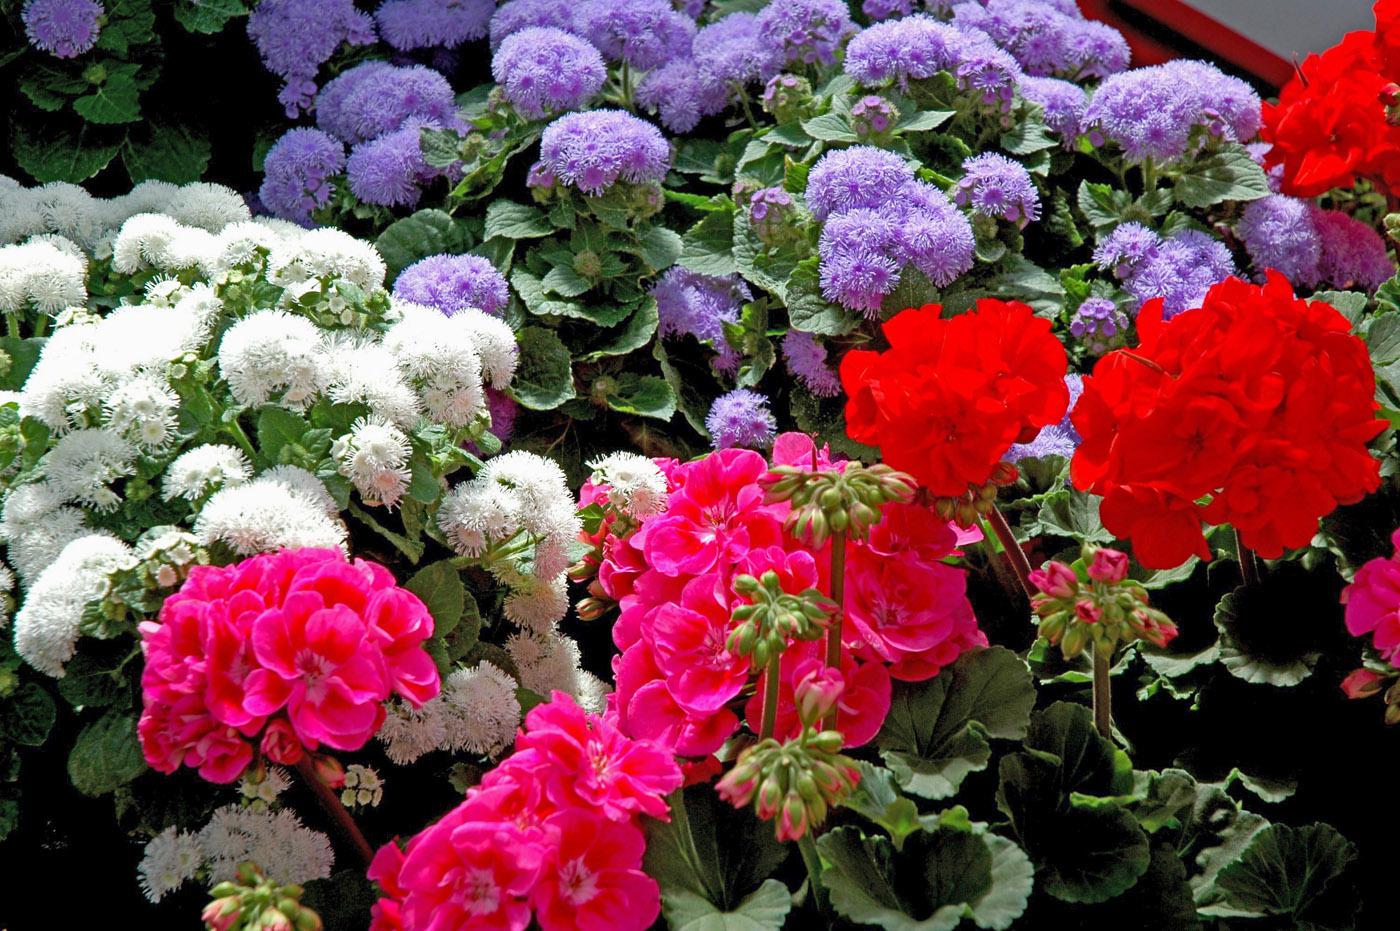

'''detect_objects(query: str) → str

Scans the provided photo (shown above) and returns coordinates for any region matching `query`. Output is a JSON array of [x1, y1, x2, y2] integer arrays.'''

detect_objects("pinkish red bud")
[[202, 897, 241, 931], [260, 718, 304, 766], [1074, 599, 1103, 623], [1341, 668, 1386, 700], [311, 753, 346, 789], [793, 665, 845, 727], [1030, 561, 1078, 599], [1087, 548, 1130, 583]]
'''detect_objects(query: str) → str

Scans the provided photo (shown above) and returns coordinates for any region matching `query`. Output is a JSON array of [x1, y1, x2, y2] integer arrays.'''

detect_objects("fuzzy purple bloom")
[[259, 129, 347, 227], [22, 0, 102, 58], [346, 123, 443, 208], [862, 0, 913, 20], [375, 0, 493, 51], [577, 0, 696, 70], [1005, 374, 1083, 462], [489, 0, 577, 48], [844, 15, 975, 90], [706, 389, 776, 450], [493, 27, 607, 120], [1096, 224, 1236, 318], [804, 146, 914, 222], [316, 62, 461, 146], [636, 58, 726, 134], [651, 267, 751, 372], [1237, 195, 1322, 286], [248, 0, 376, 117], [1018, 76, 1086, 145], [1311, 207, 1396, 292], [1092, 222, 1160, 278], [535, 109, 672, 195], [782, 330, 840, 397], [955, 152, 1041, 225], [693, 12, 783, 96], [953, 0, 1128, 79], [394, 254, 511, 317], [755, 0, 855, 68]]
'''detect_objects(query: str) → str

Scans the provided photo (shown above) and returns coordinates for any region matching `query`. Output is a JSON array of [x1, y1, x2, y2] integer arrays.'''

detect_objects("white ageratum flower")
[[507, 628, 592, 699], [105, 180, 180, 229], [383, 302, 486, 429], [333, 415, 412, 509], [137, 827, 203, 903], [111, 213, 219, 275], [102, 375, 179, 450], [258, 465, 339, 516], [0, 178, 44, 245], [321, 335, 421, 427], [588, 451, 668, 519], [441, 660, 522, 757], [377, 701, 449, 766], [195, 475, 347, 556], [238, 766, 292, 809], [267, 227, 386, 292], [197, 805, 334, 887], [0, 238, 87, 313], [455, 307, 519, 388], [16, 321, 104, 432], [504, 573, 569, 630], [161, 182, 251, 233], [142, 275, 187, 307], [0, 560, 16, 630], [97, 302, 210, 378], [0, 482, 89, 584], [12, 533, 130, 677], [162, 444, 252, 501], [217, 309, 326, 408], [31, 182, 104, 249], [41, 428, 137, 511]]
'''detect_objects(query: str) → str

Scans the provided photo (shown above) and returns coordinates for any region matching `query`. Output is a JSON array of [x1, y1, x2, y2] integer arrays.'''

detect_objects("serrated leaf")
[[638, 226, 684, 271], [256, 407, 311, 465], [1000, 118, 1056, 155], [1031, 487, 1114, 544], [0, 683, 57, 747], [484, 200, 553, 240], [174, 0, 249, 33], [584, 299, 659, 361], [67, 712, 147, 796], [1173, 144, 1270, 209], [843, 762, 923, 849], [512, 327, 574, 410], [405, 561, 466, 639], [899, 109, 955, 133], [73, 71, 142, 124], [786, 256, 858, 336], [377, 210, 457, 279], [680, 209, 738, 277], [801, 112, 859, 143], [603, 373, 676, 421], [13, 122, 120, 183], [121, 123, 211, 184], [1078, 181, 1128, 231], [540, 262, 593, 297]]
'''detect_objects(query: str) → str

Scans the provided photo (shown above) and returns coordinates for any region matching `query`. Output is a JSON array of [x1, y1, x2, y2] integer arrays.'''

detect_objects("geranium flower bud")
[[202, 897, 241, 931], [756, 775, 785, 821], [311, 754, 345, 789], [1074, 599, 1102, 623], [793, 665, 845, 727], [260, 907, 293, 931], [1030, 562, 1078, 599], [1341, 668, 1386, 699], [260, 718, 304, 766], [1087, 548, 1130, 583]]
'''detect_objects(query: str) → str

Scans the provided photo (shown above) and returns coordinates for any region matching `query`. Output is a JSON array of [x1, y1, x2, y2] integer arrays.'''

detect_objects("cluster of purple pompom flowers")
[[1238, 196, 1395, 292], [21, 0, 102, 58], [531, 110, 671, 196], [1094, 222, 1238, 318]]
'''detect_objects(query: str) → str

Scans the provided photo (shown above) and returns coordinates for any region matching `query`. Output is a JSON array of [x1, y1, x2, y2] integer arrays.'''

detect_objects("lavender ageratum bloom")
[[804, 146, 914, 221], [492, 27, 607, 120], [862, 0, 913, 20], [756, 0, 855, 68], [536, 110, 671, 195], [248, 0, 376, 117], [489, 0, 578, 48], [636, 58, 726, 134], [316, 63, 461, 146], [693, 13, 783, 98], [952, 0, 1128, 79], [1068, 297, 1127, 355], [1081, 60, 1261, 163], [576, 0, 696, 70], [346, 123, 441, 208], [843, 15, 968, 89], [375, 0, 493, 50], [22, 0, 102, 58], [955, 152, 1041, 225], [1018, 76, 1086, 145], [259, 129, 347, 227], [706, 389, 776, 450], [894, 179, 976, 286], [651, 267, 751, 372], [1311, 207, 1396, 291], [394, 254, 510, 316], [850, 96, 899, 140], [1092, 222, 1160, 279], [1005, 374, 1083, 462], [782, 330, 840, 397], [1237, 195, 1322, 286], [1097, 225, 1235, 318]]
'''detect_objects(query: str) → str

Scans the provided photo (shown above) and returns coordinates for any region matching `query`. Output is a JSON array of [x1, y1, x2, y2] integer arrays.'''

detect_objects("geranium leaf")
[[1210, 824, 1359, 929], [68, 712, 147, 796], [664, 880, 792, 931], [405, 560, 466, 639]]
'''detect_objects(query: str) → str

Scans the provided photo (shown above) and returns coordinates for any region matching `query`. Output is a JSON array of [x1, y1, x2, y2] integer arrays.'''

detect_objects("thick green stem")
[[797, 832, 829, 914], [1141, 156, 1158, 194], [620, 61, 633, 109], [32, 314, 48, 339], [5, 313, 18, 339], [823, 529, 846, 732], [987, 504, 1034, 602], [295, 756, 374, 867], [222, 416, 259, 463], [760, 651, 782, 740], [1236, 528, 1261, 588], [1092, 645, 1113, 740]]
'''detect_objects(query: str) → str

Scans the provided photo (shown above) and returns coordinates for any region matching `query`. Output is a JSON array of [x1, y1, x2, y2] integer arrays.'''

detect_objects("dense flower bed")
[[3, 0, 1400, 928]]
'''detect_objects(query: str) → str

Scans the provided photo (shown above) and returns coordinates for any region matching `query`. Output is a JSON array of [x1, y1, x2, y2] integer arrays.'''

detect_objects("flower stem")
[[987, 504, 1034, 602], [760, 651, 781, 740], [1092, 644, 1113, 740], [823, 528, 846, 732], [1236, 528, 1261, 588], [295, 756, 374, 867], [620, 61, 633, 110], [797, 832, 829, 914]]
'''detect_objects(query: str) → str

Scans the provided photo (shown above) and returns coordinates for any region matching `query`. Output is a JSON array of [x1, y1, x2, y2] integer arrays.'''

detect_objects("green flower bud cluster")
[[715, 726, 861, 843], [86, 527, 208, 638], [762, 462, 916, 547], [727, 570, 836, 669], [761, 74, 814, 125], [203, 862, 322, 931], [931, 461, 1019, 529], [1031, 549, 1178, 660]]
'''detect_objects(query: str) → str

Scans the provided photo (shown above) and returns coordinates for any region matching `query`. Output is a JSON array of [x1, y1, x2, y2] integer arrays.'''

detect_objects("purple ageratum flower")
[[895, 179, 976, 286], [1060, 19, 1131, 80], [952, 0, 1128, 80], [1099, 226, 1235, 319], [954, 32, 1024, 110], [651, 266, 751, 372], [782, 330, 840, 397], [375, 0, 493, 51], [756, 0, 855, 68], [492, 27, 608, 120], [315, 62, 461, 146], [1018, 76, 1086, 145], [955, 152, 1041, 226], [489, 0, 577, 48], [1092, 222, 1160, 279], [346, 122, 443, 208], [636, 58, 727, 134], [248, 0, 376, 117], [706, 389, 777, 450], [1310, 207, 1396, 292], [536, 109, 672, 195], [1237, 195, 1322, 286], [22, 0, 102, 58], [576, 0, 696, 70], [804, 146, 914, 222], [693, 12, 783, 98], [1005, 374, 1083, 463], [1069, 297, 1127, 355], [862, 0, 913, 20], [844, 15, 968, 90], [394, 254, 511, 317], [258, 128, 347, 227]]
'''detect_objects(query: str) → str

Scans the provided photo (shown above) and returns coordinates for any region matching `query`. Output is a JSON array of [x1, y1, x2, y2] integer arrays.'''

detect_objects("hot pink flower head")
[[648, 575, 750, 714], [532, 810, 660, 931], [260, 717, 304, 765], [1343, 527, 1400, 664], [1029, 561, 1079, 598]]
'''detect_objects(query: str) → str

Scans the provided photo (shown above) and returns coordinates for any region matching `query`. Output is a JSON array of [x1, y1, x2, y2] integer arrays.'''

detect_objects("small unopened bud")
[[1029, 562, 1078, 599], [1341, 668, 1386, 700], [1087, 548, 1129, 583], [793, 665, 844, 727], [311, 754, 345, 789]]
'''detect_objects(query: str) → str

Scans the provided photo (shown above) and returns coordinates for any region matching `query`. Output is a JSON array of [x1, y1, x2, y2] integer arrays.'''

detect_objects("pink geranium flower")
[[532, 811, 660, 931], [1344, 527, 1400, 661], [398, 808, 543, 931], [649, 575, 750, 714]]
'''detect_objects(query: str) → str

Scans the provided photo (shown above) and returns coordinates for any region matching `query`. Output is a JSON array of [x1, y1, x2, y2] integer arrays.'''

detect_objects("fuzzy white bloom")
[[503, 573, 569, 630], [436, 483, 520, 557], [172, 283, 224, 335], [217, 309, 326, 408], [196, 476, 347, 555], [16, 322, 104, 431], [575, 670, 612, 715], [321, 335, 421, 427], [267, 228, 386, 292], [111, 214, 218, 275], [341, 765, 384, 808], [258, 465, 339, 516], [197, 805, 334, 887], [31, 183, 104, 249], [106, 180, 180, 227], [99, 303, 210, 377], [507, 628, 590, 698], [42, 428, 137, 511], [441, 660, 522, 757], [162, 182, 251, 233], [208, 220, 288, 274], [588, 452, 669, 519], [142, 276, 187, 307], [333, 415, 412, 509], [0, 482, 89, 584], [0, 180, 43, 245], [13, 533, 130, 676], [455, 307, 519, 388], [0, 561, 15, 630], [137, 826, 204, 903], [103, 375, 179, 450], [383, 302, 486, 429], [378, 701, 449, 765], [0, 238, 87, 313], [162, 444, 252, 501]]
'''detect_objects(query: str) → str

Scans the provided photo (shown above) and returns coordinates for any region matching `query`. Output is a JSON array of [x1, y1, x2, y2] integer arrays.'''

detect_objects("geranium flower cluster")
[[1029, 547, 1178, 658], [367, 691, 682, 931], [1262, 1, 1400, 197], [841, 298, 1070, 499], [1071, 274, 1385, 568], [138, 548, 439, 783], [1343, 526, 1400, 669], [591, 434, 984, 761]]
